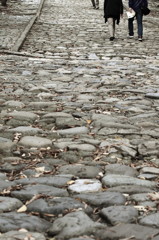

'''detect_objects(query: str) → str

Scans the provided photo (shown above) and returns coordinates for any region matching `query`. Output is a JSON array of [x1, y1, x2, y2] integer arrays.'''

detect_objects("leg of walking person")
[[113, 18, 116, 38], [108, 18, 115, 41], [96, 0, 99, 9], [91, 0, 96, 8], [136, 10, 143, 41], [128, 17, 134, 37]]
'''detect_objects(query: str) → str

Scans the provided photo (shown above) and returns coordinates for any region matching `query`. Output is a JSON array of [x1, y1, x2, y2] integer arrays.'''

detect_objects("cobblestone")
[[0, 0, 159, 239]]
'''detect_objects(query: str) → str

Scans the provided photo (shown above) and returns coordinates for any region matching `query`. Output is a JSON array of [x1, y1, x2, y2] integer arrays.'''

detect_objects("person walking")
[[91, 0, 99, 9], [104, 0, 123, 41], [128, 0, 149, 41]]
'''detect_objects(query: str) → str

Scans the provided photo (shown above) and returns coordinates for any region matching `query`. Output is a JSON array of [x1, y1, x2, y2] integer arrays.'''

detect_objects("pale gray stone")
[[102, 174, 157, 188], [100, 206, 138, 225], [0, 197, 23, 213], [42, 112, 72, 119], [73, 191, 126, 206], [107, 185, 155, 194], [7, 126, 43, 135], [15, 175, 73, 187], [105, 164, 138, 177], [11, 184, 69, 200], [67, 143, 96, 151], [2, 111, 38, 121], [18, 136, 52, 148], [141, 167, 159, 175], [95, 223, 159, 240], [130, 193, 152, 202], [4, 101, 25, 108], [0, 212, 51, 232], [0, 231, 46, 240], [58, 164, 100, 178], [27, 197, 92, 215], [68, 179, 102, 193], [139, 213, 159, 228], [57, 127, 89, 135]]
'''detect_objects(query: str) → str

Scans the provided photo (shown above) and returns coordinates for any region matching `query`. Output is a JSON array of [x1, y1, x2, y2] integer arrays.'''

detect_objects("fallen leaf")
[[134, 205, 147, 212], [148, 192, 159, 201], [86, 119, 92, 124], [17, 205, 27, 213], [67, 180, 75, 185]]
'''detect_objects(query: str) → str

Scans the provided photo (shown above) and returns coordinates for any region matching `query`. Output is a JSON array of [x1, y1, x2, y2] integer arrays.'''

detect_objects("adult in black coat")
[[104, 0, 123, 41]]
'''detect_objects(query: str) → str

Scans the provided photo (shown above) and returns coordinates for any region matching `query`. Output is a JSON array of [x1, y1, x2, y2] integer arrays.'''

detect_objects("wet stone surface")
[[0, 0, 159, 239]]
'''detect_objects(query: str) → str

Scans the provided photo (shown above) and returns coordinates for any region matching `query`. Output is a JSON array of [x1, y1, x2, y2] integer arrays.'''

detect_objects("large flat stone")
[[73, 191, 126, 207], [48, 210, 104, 239], [100, 206, 138, 225], [102, 174, 157, 188], [95, 223, 159, 240]]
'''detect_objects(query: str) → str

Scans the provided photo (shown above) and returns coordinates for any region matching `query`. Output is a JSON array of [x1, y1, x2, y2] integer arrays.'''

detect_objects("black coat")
[[104, 0, 123, 24]]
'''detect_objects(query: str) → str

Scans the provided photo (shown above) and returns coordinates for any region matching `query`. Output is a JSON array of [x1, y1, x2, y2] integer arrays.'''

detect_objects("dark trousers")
[[128, 8, 143, 37]]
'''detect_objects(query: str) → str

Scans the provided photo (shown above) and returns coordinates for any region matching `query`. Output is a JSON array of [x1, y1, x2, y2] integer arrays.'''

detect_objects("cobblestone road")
[[0, 0, 159, 239]]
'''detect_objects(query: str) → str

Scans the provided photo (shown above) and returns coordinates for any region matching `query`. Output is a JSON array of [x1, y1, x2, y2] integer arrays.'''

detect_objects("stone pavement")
[[0, 0, 159, 239]]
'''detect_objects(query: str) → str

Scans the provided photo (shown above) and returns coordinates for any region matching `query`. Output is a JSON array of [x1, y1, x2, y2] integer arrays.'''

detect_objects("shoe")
[[110, 37, 115, 41], [128, 35, 134, 38], [93, 5, 96, 8], [96, 6, 99, 9], [138, 37, 142, 41]]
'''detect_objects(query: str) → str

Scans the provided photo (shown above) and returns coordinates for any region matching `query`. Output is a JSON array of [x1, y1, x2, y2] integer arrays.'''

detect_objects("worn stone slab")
[[0, 173, 7, 180], [27, 197, 92, 216], [0, 197, 23, 213], [57, 127, 89, 135], [104, 164, 138, 177], [4, 101, 25, 108], [2, 111, 39, 121], [107, 185, 155, 194], [140, 167, 159, 175], [69, 238, 94, 240], [48, 210, 104, 239], [145, 93, 159, 99], [42, 112, 72, 119], [58, 164, 100, 178], [0, 180, 16, 192], [0, 137, 16, 156], [100, 206, 138, 225], [15, 175, 73, 187], [68, 179, 102, 193], [130, 193, 152, 202], [66, 143, 96, 152], [11, 184, 68, 200], [0, 212, 51, 233], [95, 223, 159, 240], [139, 213, 159, 228], [7, 126, 43, 135], [0, 230, 46, 240], [73, 191, 126, 207], [102, 174, 157, 188], [18, 136, 52, 148]]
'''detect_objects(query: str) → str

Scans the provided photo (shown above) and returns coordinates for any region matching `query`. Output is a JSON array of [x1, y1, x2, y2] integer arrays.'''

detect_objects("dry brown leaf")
[[86, 119, 92, 124], [17, 205, 27, 213], [148, 192, 159, 201], [67, 180, 75, 185], [35, 166, 45, 173]]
